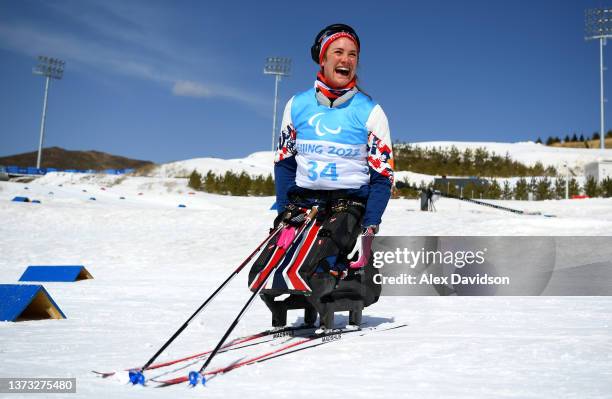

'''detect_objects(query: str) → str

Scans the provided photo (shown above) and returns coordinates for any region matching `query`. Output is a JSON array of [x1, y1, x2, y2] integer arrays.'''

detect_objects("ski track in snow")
[[1, 172, 611, 399]]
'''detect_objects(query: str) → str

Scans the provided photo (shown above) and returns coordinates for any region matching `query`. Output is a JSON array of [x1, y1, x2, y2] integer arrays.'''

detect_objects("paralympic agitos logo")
[[308, 113, 342, 137]]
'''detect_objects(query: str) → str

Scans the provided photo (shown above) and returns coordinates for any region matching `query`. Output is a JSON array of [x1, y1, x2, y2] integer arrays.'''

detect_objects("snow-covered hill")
[[153, 151, 274, 178], [143, 142, 612, 182], [410, 140, 612, 171]]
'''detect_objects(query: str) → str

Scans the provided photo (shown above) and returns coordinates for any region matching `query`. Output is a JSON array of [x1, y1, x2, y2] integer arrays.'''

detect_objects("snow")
[[1, 149, 612, 398]]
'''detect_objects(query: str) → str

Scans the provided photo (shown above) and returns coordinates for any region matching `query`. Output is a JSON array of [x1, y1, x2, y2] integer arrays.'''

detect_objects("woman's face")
[[321, 37, 358, 88]]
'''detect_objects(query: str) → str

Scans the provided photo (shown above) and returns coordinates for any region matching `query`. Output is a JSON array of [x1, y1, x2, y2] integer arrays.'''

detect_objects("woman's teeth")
[[335, 67, 350, 77]]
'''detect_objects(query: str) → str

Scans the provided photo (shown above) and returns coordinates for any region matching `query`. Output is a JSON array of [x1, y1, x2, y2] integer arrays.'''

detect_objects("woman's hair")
[[355, 69, 372, 99], [356, 83, 372, 100]]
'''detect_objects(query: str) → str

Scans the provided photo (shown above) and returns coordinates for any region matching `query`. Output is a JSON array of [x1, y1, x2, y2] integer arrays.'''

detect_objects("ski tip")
[[91, 370, 116, 378]]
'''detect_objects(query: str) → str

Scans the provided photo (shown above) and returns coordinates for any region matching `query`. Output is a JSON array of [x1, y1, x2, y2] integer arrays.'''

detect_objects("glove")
[[273, 204, 306, 228], [349, 225, 378, 269], [277, 226, 297, 250]]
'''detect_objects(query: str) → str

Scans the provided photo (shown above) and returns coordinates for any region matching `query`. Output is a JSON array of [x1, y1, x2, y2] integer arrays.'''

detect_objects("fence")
[[4, 166, 135, 176]]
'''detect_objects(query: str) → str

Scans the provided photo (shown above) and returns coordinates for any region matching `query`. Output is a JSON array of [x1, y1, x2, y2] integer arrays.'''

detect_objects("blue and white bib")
[[290, 88, 375, 189]]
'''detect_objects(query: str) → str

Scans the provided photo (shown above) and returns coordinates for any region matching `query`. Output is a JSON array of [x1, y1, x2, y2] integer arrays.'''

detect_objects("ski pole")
[[129, 222, 287, 384], [189, 206, 319, 386]]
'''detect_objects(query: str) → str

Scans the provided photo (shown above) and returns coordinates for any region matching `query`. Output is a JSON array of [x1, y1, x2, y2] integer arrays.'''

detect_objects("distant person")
[[250, 23, 393, 332]]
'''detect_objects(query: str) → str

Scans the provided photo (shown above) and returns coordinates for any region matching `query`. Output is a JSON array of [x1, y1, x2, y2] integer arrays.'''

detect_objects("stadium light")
[[32, 56, 65, 168], [264, 57, 291, 153], [585, 8, 612, 150], [563, 162, 569, 199]]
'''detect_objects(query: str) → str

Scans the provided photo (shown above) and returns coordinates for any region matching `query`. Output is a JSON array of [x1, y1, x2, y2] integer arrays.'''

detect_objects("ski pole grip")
[[306, 206, 318, 220]]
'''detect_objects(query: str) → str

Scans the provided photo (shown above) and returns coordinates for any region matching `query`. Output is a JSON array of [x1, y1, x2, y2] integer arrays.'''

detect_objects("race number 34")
[[307, 161, 338, 181]]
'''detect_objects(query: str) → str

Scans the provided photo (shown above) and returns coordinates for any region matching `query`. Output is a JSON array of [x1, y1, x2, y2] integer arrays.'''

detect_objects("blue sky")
[[0, 0, 610, 163]]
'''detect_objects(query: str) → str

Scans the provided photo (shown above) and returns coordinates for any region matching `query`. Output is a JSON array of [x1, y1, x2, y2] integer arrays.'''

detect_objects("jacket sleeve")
[[274, 97, 297, 213], [363, 104, 394, 227]]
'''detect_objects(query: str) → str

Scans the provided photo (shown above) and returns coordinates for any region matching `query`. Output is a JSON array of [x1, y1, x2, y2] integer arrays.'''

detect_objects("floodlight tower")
[[264, 57, 291, 153], [32, 56, 65, 168], [585, 8, 612, 150]]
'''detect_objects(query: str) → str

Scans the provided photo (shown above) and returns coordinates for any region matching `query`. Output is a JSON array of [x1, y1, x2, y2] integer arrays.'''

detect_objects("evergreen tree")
[[196, 170, 276, 196], [529, 177, 538, 199], [447, 181, 459, 197], [554, 177, 566, 199], [507, 153, 516, 175], [487, 179, 502, 199], [535, 177, 553, 200], [204, 171, 218, 193], [579, 134, 585, 142], [448, 146, 462, 174], [474, 147, 487, 169], [584, 176, 600, 198], [263, 174, 275, 195], [568, 178, 580, 197], [225, 171, 239, 195], [235, 172, 251, 196], [545, 136, 554, 146], [600, 177, 612, 197], [251, 175, 264, 196], [545, 166, 557, 176], [463, 182, 478, 198], [571, 133, 578, 142], [563, 134, 570, 143], [536, 137, 542, 144], [592, 132, 600, 141], [501, 180, 513, 200], [532, 162, 545, 176], [188, 170, 203, 191], [514, 178, 529, 200], [396, 177, 419, 198]]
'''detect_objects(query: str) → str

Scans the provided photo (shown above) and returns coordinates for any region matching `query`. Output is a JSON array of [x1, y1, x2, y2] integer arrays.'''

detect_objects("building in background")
[[584, 160, 612, 182]]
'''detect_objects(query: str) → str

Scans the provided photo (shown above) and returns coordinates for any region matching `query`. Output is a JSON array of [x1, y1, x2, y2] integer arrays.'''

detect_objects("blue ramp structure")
[[12, 196, 30, 202], [19, 265, 94, 282], [270, 201, 278, 211], [0, 284, 66, 321]]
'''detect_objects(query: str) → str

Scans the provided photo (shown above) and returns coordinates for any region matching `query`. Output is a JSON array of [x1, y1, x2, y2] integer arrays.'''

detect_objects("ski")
[[91, 324, 316, 378], [154, 323, 407, 387]]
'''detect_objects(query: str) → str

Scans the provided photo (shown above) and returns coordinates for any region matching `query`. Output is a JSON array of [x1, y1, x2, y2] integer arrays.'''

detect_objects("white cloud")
[[0, 22, 172, 82], [172, 80, 213, 98], [171, 80, 269, 109], [0, 5, 267, 109]]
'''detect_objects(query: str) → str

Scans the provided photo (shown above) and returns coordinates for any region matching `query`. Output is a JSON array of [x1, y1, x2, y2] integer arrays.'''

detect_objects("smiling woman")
[[274, 23, 394, 229], [248, 24, 395, 333]]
